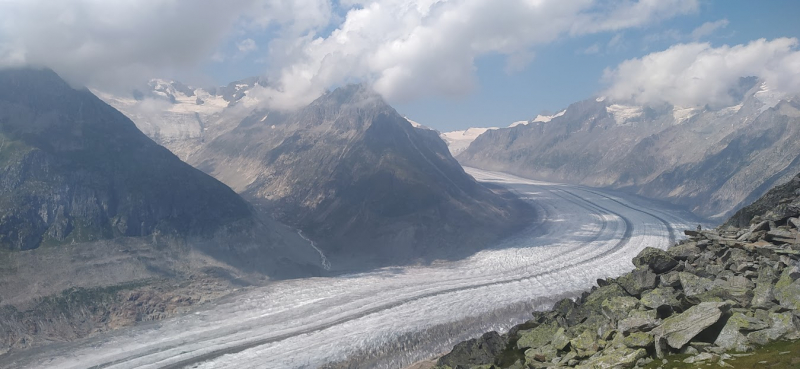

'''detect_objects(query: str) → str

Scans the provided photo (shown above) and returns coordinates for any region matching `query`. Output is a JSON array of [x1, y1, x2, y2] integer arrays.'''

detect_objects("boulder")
[[550, 327, 571, 351], [575, 347, 647, 369], [524, 344, 558, 364], [615, 267, 657, 297], [746, 312, 797, 345], [601, 296, 640, 322], [774, 265, 800, 311], [640, 288, 680, 311], [713, 313, 767, 351], [678, 272, 714, 297], [618, 310, 660, 334], [633, 247, 678, 274], [751, 266, 777, 309], [622, 331, 654, 349], [570, 329, 600, 358], [668, 242, 701, 262], [652, 302, 731, 358], [517, 321, 559, 350], [658, 271, 681, 288]]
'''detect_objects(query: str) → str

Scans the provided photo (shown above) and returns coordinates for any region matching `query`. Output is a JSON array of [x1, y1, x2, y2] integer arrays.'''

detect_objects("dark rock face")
[[0, 68, 253, 250], [458, 88, 800, 221], [438, 331, 507, 368], [192, 84, 531, 267], [435, 170, 800, 369]]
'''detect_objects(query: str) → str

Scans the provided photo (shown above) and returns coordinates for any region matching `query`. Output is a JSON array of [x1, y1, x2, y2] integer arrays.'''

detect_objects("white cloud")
[[256, 0, 699, 109], [0, 0, 699, 108], [602, 38, 800, 108], [0, 0, 331, 90], [237, 39, 259, 54], [690, 19, 729, 40]]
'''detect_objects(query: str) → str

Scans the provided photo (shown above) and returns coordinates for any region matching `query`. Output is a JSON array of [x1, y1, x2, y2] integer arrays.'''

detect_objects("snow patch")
[[672, 106, 699, 124], [606, 104, 643, 125], [441, 127, 498, 155]]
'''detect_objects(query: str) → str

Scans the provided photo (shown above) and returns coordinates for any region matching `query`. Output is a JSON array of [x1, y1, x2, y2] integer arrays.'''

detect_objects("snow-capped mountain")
[[508, 110, 566, 127], [459, 78, 800, 220], [94, 77, 269, 160], [440, 127, 499, 155]]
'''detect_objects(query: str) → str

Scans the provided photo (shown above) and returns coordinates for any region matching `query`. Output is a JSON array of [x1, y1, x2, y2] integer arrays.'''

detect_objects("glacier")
[[0, 168, 700, 369]]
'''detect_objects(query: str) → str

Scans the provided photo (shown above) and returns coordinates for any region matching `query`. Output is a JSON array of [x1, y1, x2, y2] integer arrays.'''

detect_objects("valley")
[[0, 168, 699, 369]]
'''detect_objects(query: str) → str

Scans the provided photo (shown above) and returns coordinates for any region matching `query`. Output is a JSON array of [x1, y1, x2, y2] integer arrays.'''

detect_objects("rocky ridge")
[[435, 173, 800, 369], [458, 80, 800, 220]]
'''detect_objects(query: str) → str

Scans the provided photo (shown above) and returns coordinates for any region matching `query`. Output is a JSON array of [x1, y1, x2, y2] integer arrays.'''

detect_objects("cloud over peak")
[[602, 37, 800, 108]]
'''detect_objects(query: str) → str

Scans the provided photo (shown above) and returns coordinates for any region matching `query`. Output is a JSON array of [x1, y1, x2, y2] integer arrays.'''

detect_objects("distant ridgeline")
[[434, 173, 800, 369], [458, 80, 800, 222]]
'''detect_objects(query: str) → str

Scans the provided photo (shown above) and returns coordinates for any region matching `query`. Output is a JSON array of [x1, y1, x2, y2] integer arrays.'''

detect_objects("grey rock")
[[615, 266, 658, 296], [678, 272, 714, 297], [652, 302, 730, 357], [633, 247, 679, 274], [640, 288, 681, 311]]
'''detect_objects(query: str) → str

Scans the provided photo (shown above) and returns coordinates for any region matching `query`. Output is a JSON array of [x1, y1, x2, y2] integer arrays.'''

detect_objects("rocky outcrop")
[[434, 172, 800, 369], [458, 83, 800, 221]]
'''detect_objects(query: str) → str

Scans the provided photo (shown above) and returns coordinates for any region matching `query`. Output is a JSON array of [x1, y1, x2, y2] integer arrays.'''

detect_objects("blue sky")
[[196, 1, 800, 131]]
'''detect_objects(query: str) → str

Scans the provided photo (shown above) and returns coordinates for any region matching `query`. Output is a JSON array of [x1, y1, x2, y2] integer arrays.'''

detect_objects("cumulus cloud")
[[690, 19, 729, 40], [256, 0, 699, 109], [0, 0, 699, 107], [602, 38, 800, 108], [0, 0, 332, 90]]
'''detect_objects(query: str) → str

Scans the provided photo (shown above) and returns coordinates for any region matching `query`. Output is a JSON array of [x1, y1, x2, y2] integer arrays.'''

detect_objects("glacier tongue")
[[2, 169, 699, 369]]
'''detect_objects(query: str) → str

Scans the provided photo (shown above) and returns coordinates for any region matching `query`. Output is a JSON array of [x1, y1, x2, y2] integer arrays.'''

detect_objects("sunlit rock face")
[[459, 79, 800, 221]]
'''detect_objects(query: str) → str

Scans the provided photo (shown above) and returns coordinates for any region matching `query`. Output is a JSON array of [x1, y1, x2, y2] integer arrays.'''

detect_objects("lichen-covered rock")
[[678, 272, 714, 297], [747, 311, 798, 345], [550, 327, 571, 351], [575, 347, 647, 369], [713, 312, 767, 351], [652, 302, 730, 357], [622, 331, 654, 348], [570, 330, 600, 358], [618, 310, 660, 334], [524, 344, 558, 364], [640, 288, 680, 310], [773, 266, 800, 311], [668, 242, 701, 262], [633, 247, 678, 273], [615, 267, 657, 296], [517, 322, 559, 350], [601, 296, 640, 321]]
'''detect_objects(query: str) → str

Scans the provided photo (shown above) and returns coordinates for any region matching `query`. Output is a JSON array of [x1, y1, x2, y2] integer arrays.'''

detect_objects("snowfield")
[[2, 169, 699, 369]]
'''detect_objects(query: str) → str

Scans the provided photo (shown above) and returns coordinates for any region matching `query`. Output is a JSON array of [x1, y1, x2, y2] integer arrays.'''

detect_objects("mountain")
[[458, 79, 800, 220], [440, 127, 498, 155], [0, 68, 324, 351], [189, 84, 532, 268], [94, 77, 268, 161]]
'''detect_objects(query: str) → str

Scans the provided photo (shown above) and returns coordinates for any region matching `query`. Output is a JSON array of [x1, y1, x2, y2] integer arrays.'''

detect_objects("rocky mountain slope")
[[434, 172, 800, 369], [0, 68, 321, 354], [458, 79, 800, 220], [189, 84, 532, 268], [94, 77, 269, 161]]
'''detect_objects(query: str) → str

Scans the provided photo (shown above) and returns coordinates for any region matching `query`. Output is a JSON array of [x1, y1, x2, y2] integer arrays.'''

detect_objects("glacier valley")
[[0, 169, 700, 369]]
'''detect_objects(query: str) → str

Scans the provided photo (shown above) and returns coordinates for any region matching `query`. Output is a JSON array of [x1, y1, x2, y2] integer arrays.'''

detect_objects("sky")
[[0, 0, 799, 131]]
